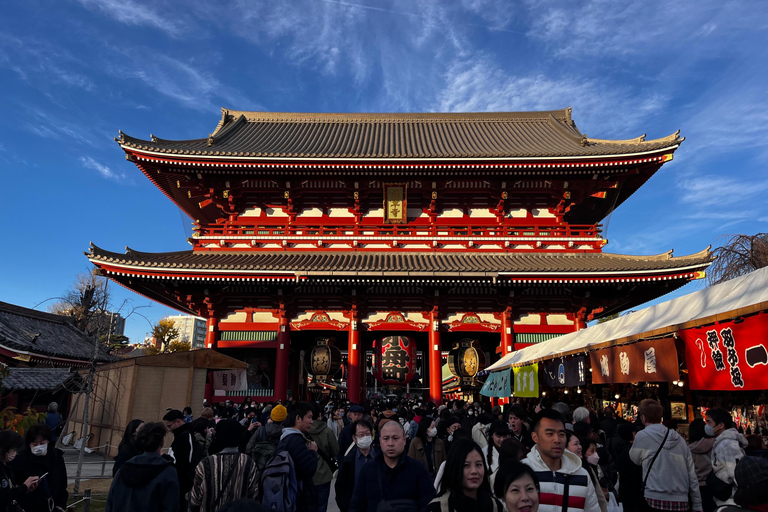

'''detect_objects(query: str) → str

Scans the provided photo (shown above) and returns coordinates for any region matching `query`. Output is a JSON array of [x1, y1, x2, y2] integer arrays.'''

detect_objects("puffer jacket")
[[308, 420, 340, 485], [688, 437, 715, 485], [629, 424, 701, 510], [523, 445, 601, 512], [712, 428, 748, 486]]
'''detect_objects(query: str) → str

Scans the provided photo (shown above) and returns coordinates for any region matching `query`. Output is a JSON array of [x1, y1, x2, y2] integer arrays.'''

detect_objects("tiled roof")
[[117, 108, 683, 160], [0, 302, 114, 363], [88, 245, 712, 277], [3, 367, 80, 391]]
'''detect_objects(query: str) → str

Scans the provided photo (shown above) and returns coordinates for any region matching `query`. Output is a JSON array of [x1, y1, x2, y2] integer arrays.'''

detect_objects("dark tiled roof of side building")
[[0, 302, 115, 363], [116, 108, 683, 159], [87, 245, 712, 277], [3, 367, 80, 391]]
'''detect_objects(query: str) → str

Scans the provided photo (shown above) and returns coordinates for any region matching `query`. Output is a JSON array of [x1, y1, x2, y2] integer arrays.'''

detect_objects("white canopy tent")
[[486, 266, 768, 372]]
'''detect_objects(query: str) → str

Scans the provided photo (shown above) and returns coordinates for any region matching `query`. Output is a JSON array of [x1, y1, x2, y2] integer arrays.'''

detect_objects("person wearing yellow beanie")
[[271, 404, 288, 423]]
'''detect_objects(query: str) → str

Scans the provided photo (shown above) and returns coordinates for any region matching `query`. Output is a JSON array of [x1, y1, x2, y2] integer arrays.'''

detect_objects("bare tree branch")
[[708, 233, 768, 286]]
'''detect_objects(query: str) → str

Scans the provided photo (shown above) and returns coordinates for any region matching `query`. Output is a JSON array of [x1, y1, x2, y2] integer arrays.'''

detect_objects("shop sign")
[[513, 363, 539, 397], [543, 356, 586, 387], [589, 338, 678, 384], [213, 369, 247, 392], [680, 314, 768, 390], [480, 369, 512, 398]]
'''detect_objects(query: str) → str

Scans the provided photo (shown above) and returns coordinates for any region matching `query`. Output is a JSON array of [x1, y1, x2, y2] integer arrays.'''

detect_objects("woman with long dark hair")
[[484, 420, 511, 475], [408, 417, 446, 477], [112, 419, 144, 477], [428, 438, 502, 512]]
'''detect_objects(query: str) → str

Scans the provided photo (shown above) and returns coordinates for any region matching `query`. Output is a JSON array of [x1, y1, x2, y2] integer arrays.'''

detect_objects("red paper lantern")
[[373, 335, 416, 385]]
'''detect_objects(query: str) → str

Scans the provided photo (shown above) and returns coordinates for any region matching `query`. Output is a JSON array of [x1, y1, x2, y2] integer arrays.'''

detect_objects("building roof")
[[3, 367, 81, 391], [88, 244, 712, 280], [487, 265, 768, 371], [117, 108, 683, 160], [0, 302, 114, 364]]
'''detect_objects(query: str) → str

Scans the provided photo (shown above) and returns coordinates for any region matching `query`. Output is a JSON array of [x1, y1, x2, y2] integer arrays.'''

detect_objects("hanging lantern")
[[448, 338, 487, 386], [305, 337, 342, 382], [373, 335, 416, 385]]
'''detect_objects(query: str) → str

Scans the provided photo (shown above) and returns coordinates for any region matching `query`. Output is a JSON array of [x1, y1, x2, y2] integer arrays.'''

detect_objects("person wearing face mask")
[[494, 460, 540, 512], [0, 430, 39, 512], [706, 408, 748, 506], [440, 417, 463, 454], [583, 439, 609, 512], [629, 399, 702, 512], [409, 417, 446, 478], [335, 420, 378, 512], [688, 419, 716, 512], [10, 424, 67, 512]]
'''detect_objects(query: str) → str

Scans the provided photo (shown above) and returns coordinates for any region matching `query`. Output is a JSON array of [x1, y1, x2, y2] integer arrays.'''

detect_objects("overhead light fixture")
[[564, 389, 569, 394], [673, 380, 679, 385], [678, 381, 684, 387], [542, 391, 547, 396], [614, 393, 620, 399], [577, 388, 582, 394]]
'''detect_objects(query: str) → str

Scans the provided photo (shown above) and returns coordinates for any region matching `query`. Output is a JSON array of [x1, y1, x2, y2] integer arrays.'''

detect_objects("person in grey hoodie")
[[706, 408, 748, 505], [630, 399, 702, 512], [688, 419, 716, 512]]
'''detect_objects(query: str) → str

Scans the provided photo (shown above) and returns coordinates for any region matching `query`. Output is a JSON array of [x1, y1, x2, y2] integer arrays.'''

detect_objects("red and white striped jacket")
[[522, 446, 601, 512]]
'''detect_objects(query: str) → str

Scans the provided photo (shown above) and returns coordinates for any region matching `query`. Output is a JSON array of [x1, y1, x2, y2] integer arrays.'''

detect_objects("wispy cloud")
[[73, 0, 186, 38], [80, 156, 128, 182], [680, 176, 768, 207], [22, 107, 97, 147]]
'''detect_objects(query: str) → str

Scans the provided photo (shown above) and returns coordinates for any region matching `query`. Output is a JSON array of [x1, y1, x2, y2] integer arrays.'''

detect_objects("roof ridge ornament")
[[208, 134, 215, 146]]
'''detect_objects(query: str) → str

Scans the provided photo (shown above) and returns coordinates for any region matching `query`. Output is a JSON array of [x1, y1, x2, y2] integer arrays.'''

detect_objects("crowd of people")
[[0, 397, 766, 512]]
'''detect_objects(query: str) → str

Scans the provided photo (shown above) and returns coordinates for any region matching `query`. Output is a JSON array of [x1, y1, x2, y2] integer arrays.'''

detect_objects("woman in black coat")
[[10, 425, 68, 512], [0, 431, 39, 512], [113, 419, 144, 477]]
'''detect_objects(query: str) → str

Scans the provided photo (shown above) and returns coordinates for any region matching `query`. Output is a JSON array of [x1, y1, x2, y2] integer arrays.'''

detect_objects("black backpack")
[[249, 428, 277, 472]]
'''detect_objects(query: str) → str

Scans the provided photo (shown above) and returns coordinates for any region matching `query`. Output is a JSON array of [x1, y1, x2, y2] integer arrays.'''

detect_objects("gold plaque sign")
[[383, 183, 407, 224]]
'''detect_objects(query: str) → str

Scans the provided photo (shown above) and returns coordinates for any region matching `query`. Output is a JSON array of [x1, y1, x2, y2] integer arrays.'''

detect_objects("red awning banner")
[[590, 338, 678, 384], [680, 313, 768, 390]]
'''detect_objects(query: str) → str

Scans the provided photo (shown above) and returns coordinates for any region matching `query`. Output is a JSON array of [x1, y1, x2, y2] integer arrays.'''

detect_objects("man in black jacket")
[[349, 420, 435, 512], [275, 402, 318, 511], [338, 405, 365, 463], [106, 422, 179, 512], [335, 419, 378, 512], [164, 409, 203, 511]]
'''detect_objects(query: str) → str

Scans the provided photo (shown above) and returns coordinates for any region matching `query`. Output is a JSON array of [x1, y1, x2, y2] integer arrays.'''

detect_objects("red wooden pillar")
[[205, 317, 218, 349], [347, 309, 361, 403], [501, 308, 513, 356], [275, 314, 291, 402], [429, 308, 442, 406]]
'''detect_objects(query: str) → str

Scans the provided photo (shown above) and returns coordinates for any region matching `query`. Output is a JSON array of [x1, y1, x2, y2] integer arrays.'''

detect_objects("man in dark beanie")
[[164, 409, 204, 510], [190, 420, 259, 512], [726, 456, 768, 512]]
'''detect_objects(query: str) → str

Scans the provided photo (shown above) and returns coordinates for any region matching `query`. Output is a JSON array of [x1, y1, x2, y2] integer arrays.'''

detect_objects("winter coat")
[[335, 446, 378, 512], [189, 448, 259, 512], [629, 423, 702, 510], [276, 428, 318, 510], [614, 438, 643, 512], [9, 446, 68, 512], [689, 438, 716, 485], [471, 422, 488, 449], [308, 420, 340, 486], [337, 423, 355, 464], [105, 452, 179, 512], [511, 426, 535, 450], [349, 451, 436, 512], [408, 437, 446, 475], [112, 442, 143, 477], [522, 445, 601, 512], [0, 462, 28, 512], [327, 418, 345, 439], [245, 422, 283, 454], [168, 422, 203, 496], [427, 490, 502, 512], [712, 428, 748, 486]]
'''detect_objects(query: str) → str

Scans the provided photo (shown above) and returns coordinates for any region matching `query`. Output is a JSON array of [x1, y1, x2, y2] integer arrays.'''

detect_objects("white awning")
[[487, 266, 768, 372]]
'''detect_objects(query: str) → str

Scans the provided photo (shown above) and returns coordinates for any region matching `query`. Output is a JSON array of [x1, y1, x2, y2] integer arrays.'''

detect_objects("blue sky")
[[2, 0, 767, 344]]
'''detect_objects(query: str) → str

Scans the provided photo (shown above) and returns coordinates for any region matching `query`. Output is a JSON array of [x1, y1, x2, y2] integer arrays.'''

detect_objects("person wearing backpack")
[[246, 405, 286, 473], [165, 409, 205, 511], [274, 402, 319, 511], [629, 399, 702, 512], [190, 420, 259, 512], [349, 420, 436, 512], [308, 403, 340, 512]]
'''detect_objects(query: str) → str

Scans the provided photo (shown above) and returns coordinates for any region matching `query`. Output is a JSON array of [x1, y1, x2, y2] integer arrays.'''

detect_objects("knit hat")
[[271, 404, 287, 423], [350, 405, 365, 414], [735, 456, 768, 498]]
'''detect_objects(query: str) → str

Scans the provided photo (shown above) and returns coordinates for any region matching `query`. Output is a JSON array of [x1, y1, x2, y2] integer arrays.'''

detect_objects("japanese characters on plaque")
[[589, 338, 678, 385]]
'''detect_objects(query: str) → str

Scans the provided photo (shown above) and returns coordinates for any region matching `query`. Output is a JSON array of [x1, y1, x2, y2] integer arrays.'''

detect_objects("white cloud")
[[80, 156, 127, 182], [680, 176, 768, 207], [73, 0, 186, 37]]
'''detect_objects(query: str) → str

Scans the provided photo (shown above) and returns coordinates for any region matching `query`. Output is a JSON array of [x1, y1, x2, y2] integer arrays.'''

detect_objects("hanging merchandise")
[[373, 335, 416, 385], [543, 356, 587, 387], [480, 369, 512, 398], [680, 314, 768, 390], [590, 338, 678, 384], [513, 363, 539, 398]]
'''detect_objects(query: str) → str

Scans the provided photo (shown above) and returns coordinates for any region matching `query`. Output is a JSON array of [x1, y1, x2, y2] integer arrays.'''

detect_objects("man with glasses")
[[335, 419, 378, 512]]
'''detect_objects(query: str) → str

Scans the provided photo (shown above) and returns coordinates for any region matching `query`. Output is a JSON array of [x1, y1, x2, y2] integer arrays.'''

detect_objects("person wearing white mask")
[[9, 424, 67, 512], [335, 419, 378, 512], [0, 430, 39, 512], [409, 417, 447, 478]]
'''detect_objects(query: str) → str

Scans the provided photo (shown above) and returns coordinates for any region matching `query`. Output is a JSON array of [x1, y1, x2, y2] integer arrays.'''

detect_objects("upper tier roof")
[[117, 108, 683, 160]]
